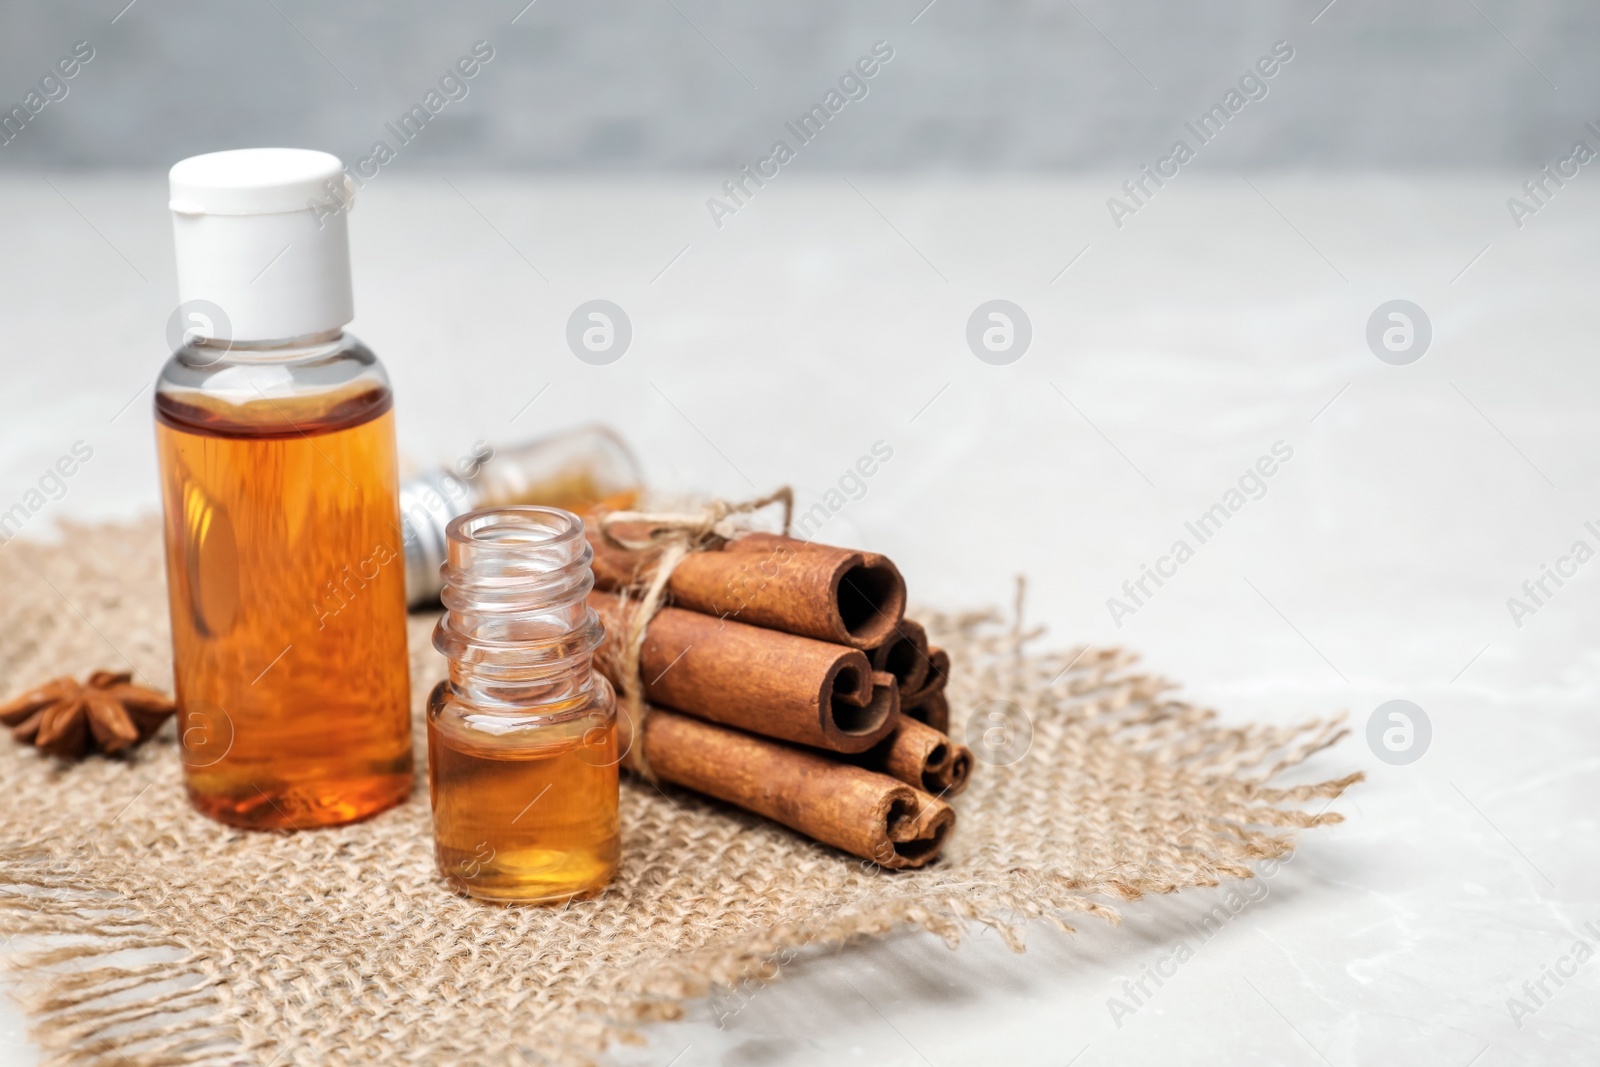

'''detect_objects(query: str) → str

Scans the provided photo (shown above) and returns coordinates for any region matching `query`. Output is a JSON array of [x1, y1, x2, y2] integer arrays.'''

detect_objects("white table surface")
[[0, 173, 1596, 1066]]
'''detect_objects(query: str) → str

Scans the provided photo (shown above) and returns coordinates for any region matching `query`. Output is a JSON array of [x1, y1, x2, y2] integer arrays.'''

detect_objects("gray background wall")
[[0, 0, 1595, 171]]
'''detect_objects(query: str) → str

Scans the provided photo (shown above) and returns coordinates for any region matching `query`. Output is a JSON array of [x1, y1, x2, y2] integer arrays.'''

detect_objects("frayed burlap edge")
[[0, 522, 1361, 1067]]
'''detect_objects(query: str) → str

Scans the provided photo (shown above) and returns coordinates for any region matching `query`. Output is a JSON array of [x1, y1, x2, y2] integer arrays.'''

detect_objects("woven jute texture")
[[0, 522, 1361, 1066]]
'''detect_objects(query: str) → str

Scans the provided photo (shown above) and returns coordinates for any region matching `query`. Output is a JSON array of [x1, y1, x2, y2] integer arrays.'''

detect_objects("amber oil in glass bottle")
[[428, 507, 620, 903]]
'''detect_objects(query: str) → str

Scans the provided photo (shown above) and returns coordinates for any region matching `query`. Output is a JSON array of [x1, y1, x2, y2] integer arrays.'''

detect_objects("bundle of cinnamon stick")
[[586, 528, 969, 869]]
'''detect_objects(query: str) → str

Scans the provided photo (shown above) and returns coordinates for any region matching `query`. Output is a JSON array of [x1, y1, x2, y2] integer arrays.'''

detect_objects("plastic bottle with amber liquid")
[[428, 506, 620, 903], [155, 149, 412, 829]]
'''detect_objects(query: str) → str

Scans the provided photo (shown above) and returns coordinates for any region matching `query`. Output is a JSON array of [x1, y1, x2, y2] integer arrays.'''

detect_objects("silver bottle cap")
[[399, 469, 476, 606]]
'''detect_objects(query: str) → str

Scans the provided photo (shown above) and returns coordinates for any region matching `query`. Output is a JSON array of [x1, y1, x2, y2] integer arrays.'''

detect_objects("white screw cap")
[[169, 148, 356, 344]]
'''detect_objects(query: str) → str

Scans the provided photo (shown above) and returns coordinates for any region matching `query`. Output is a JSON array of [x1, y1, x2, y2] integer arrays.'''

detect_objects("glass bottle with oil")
[[155, 148, 412, 829], [428, 506, 620, 903]]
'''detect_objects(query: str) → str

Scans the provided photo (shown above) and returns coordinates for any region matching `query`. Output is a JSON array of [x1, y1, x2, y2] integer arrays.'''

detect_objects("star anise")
[[0, 670, 176, 760]]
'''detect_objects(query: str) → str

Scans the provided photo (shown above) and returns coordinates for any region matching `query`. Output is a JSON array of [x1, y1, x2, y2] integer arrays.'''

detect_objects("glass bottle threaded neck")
[[432, 506, 604, 710]]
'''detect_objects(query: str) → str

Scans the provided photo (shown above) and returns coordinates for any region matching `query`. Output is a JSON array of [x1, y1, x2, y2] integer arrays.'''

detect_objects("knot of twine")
[[598, 487, 793, 779]]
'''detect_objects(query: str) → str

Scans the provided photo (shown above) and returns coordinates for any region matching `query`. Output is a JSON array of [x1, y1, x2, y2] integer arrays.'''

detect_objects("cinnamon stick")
[[852, 712, 973, 797], [590, 591, 898, 753], [945, 740, 972, 797], [901, 645, 950, 734], [869, 619, 929, 695], [637, 706, 955, 869], [904, 691, 949, 734], [590, 529, 907, 650], [900, 647, 949, 707]]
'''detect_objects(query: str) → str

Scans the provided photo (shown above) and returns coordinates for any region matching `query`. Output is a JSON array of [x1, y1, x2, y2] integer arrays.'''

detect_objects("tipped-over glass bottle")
[[399, 425, 642, 608], [155, 149, 413, 829], [428, 506, 620, 903]]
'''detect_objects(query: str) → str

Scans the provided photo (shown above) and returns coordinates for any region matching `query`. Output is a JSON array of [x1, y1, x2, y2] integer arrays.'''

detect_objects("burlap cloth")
[[0, 522, 1360, 1066]]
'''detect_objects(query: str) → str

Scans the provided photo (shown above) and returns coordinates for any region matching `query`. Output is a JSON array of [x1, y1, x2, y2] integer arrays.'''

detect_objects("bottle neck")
[[183, 327, 347, 366], [431, 507, 604, 712]]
